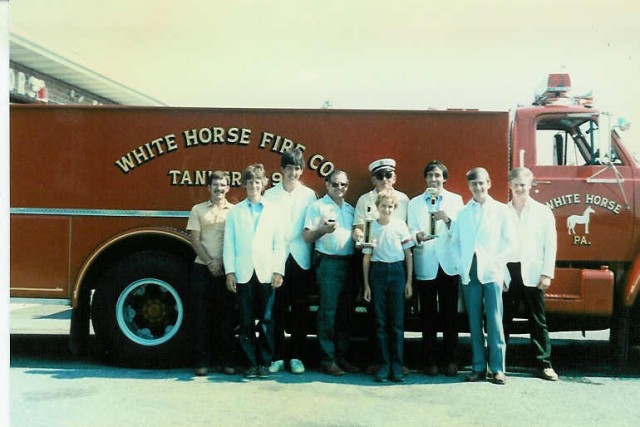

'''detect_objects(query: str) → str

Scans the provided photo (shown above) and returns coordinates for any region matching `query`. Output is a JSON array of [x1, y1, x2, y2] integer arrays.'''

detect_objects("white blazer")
[[507, 198, 557, 287], [450, 196, 516, 286], [263, 182, 317, 269], [408, 189, 464, 280], [223, 198, 286, 284]]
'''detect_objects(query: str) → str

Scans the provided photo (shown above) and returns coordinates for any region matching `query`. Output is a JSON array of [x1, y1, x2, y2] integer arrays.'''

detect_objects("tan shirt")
[[186, 199, 232, 264]]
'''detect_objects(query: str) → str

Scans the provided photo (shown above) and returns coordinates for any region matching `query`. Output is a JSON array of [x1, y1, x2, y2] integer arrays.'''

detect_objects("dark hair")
[[466, 167, 489, 182], [281, 147, 305, 169], [206, 170, 228, 186], [423, 160, 448, 180], [241, 163, 268, 186], [325, 169, 348, 183]]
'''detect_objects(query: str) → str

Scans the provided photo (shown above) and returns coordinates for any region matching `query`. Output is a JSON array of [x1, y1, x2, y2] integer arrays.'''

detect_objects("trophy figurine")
[[426, 187, 441, 236]]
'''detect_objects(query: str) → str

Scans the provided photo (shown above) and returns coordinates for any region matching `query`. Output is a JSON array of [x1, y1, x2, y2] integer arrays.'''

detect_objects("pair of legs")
[[274, 255, 310, 364], [316, 255, 353, 368], [503, 262, 553, 370], [462, 257, 506, 375], [370, 261, 406, 380], [192, 263, 236, 369], [417, 266, 459, 369], [236, 274, 276, 369]]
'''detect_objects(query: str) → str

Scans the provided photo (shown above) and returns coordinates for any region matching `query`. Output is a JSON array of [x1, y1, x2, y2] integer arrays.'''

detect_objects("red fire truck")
[[9, 74, 639, 367]]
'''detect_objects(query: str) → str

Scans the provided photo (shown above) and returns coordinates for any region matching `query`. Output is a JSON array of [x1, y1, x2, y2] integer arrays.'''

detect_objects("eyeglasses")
[[374, 171, 394, 180], [330, 181, 349, 188]]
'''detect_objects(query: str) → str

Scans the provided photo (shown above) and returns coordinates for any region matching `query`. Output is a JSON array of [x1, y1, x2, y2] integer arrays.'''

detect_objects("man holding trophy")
[[408, 160, 464, 377]]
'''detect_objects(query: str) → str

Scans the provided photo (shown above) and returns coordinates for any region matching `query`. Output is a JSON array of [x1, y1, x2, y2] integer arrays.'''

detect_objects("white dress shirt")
[[304, 194, 355, 256], [507, 198, 557, 287], [264, 182, 317, 269], [451, 196, 517, 286], [408, 188, 464, 280]]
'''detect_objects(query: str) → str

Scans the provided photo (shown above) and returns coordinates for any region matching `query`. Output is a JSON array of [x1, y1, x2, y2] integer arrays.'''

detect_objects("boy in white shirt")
[[264, 148, 317, 374], [503, 167, 558, 381], [450, 167, 516, 385], [362, 190, 414, 382]]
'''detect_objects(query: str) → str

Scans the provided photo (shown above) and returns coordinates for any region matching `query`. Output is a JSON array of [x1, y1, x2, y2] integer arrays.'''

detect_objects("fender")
[[71, 226, 191, 308], [624, 255, 640, 308]]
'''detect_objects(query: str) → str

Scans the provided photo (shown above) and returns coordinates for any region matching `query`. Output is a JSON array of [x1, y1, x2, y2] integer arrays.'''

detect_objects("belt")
[[316, 251, 352, 261]]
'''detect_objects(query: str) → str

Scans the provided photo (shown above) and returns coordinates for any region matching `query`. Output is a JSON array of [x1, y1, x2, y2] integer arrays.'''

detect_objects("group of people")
[[186, 147, 559, 385]]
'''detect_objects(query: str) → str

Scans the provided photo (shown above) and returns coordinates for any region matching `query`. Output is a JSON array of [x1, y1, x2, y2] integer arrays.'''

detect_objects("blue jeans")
[[316, 254, 353, 366], [370, 261, 406, 378], [461, 257, 506, 374], [236, 274, 276, 368]]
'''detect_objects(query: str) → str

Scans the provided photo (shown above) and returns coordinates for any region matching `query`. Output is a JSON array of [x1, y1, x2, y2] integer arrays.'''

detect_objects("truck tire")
[[91, 250, 193, 367]]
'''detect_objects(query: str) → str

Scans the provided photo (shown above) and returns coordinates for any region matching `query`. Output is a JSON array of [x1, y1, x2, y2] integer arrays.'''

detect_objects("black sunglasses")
[[374, 171, 394, 180], [330, 181, 349, 188]]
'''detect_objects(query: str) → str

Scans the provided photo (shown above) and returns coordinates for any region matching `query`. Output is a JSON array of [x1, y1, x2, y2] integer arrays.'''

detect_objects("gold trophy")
[[426, 187, 440, 236]]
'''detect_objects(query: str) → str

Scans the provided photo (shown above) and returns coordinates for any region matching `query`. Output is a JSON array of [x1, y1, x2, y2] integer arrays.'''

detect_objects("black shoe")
[[465, 371, 486, 382], [390, 375, 405, 383], [245, 366, 259, 379], [337, 360, 360, 373], [194, 367, 208, 377], [257, 365, 270, 379], [322, 363, 345, 377]]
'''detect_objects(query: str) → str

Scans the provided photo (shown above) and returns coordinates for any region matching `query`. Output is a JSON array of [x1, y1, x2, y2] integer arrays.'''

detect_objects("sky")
[[7, 0, 640, 156]]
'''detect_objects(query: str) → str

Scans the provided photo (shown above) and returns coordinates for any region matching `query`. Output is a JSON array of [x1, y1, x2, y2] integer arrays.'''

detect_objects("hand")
[[432, 210, 449, 223], [321, 220, 338, 234], [363, 285, 371, 303], [207, 258, 224, 277], [416, 231, 435, 243], [538, 275, 551, 291], [352, 228, 364, 243], [225, 273, 237, 293], [272, 273, 284, 288], [405, 283, 413, 299]]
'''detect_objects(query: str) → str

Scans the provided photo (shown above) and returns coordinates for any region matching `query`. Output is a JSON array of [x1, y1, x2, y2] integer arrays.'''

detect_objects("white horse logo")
[[567, 206, 595, 235]]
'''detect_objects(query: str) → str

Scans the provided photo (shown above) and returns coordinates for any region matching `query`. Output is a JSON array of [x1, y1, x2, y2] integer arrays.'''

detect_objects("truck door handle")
[[533, 180, 552, 186]]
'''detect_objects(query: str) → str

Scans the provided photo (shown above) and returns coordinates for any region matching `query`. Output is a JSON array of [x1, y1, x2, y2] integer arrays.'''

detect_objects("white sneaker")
[[290, 359, 305, 374], [268, 360, 285, 373]]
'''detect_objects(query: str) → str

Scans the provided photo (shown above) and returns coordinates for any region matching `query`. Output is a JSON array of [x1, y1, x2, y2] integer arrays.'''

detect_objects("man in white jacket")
[[451, 167, 516, 385], [503, 167, 559, 381], [264, 148, 317, 375], [224, 164, 286, 379], [408, 160, 463, 377]]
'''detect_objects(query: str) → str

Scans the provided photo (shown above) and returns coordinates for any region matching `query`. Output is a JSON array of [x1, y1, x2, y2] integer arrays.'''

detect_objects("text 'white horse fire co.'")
[[567, 206, 596, 235]]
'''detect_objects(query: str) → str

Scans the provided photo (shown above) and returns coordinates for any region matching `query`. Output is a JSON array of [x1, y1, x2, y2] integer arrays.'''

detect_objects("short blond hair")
[[508, 167, 534, 182], [375, 189, 397, 207]]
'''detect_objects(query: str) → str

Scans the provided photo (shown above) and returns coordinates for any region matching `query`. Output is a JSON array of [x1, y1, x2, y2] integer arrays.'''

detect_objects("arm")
[[404, 248, 413, 299], [303, 221, 337, 243], [540, 208, 558, 287], [223, 210, 237, 292], [362, 253, 372, 302], [190, 230, 223, 276]]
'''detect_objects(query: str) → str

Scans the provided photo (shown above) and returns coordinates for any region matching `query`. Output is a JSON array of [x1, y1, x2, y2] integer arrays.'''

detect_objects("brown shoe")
[[322, 363, 345, 377], [492, 372, 507, 385], [366, 363, 380, 375], [465, 371, 485, 382], [424, 364, 438, 376], [444, 363, 458, 377], [337, 360, 360, 373], [221, 366, 237, 375], [194, 367, 208, 377], [539, 367, 558, 381]]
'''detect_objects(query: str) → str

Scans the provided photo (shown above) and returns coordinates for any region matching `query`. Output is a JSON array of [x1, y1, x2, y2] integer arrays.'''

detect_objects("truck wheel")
[[91, 250, 193, 367]]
